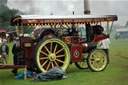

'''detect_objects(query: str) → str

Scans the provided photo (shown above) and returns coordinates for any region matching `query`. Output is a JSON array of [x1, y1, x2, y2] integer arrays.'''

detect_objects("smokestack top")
[[84, 11, 90, 14], [73, 11, 74, 15], [84, 0, 91, 14]]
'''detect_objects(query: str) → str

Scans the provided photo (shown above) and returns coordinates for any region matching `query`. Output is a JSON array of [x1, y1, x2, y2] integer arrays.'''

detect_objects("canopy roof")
[[11, 15, 118, 26]]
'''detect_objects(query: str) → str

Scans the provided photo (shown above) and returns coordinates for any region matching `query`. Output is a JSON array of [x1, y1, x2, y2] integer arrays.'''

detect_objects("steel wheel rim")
[[89, 50, 107, 71], [36, 39, 70, 72]]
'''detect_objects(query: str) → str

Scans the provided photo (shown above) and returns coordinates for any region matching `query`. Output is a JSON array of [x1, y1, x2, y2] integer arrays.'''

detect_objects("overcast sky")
[[7, 0, 128, 26]]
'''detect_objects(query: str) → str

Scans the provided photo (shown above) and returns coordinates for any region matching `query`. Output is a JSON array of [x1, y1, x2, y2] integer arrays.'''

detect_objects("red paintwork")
[[0, 65, 24, 69], [25, 47, 35, 68], [62, 37, 73, 44], [11, 15, 118, 26], [21, 17, 117, 24], [21, 37, 30, 41], [71, 45, 82, 62], [20, 37, 30, 48], [20, 37, 35, 68], [62, 36, 82, 45], [91, 33, 107, 43], [18, 33, 107, 67]]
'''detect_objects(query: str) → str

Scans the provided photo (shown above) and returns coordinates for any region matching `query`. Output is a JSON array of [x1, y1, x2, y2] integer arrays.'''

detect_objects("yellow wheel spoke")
[[93, 53, 97, 58], [93, 63, 98, 68], [56, 59, 65, 64], [90, 58, 95, 62], [81, 62, 87, 68], [46, 61, 51, 71], [90, 57, 95, 60], [100, 59, 104, 65], [81, 62, 85, 66], [99, 62, 103, 68], [98, 53, 101, 58], [44, 46, 50, 54], [54, 44, 58, 53], [40, 51, 48, 56], [82, 61, 87, 66], [101, 55, 105, 59], [96, 63, 100, 68], [54, 61, 59, 67], [42, 60, 48, 67], [52, 62, 54, 68], [50, 42, 53, 53], [99, 52, 103, 59], [40, 57, 48, 60], [56, 48, 64, 55], [91, 59, 96, 65], [91, 54, 97, 60], [56, 55, 65, 58]]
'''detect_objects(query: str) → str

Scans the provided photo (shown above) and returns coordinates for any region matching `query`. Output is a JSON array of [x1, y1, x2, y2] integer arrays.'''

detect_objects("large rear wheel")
[[34, 38, 70, 72], [87, 49, 108, 72]]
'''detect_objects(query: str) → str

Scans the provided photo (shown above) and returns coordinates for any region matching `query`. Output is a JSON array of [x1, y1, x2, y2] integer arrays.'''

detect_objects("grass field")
[[0, 38, 128, 85]]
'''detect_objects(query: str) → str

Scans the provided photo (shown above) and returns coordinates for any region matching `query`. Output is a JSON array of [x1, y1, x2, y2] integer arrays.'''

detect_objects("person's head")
[[15, 37, 20, 48], [2, 39, 6, 45], [93, 25, 104, 34], [16, 41, 20, 48]]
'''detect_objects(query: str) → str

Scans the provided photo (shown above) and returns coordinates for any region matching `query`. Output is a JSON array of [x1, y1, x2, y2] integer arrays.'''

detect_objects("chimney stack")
[[84, 0, 91, 14]]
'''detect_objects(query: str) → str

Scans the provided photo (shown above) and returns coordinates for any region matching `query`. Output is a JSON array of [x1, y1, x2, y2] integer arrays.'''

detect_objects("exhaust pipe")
[[84, 0, 92, 42], [84, 0, 91, 14]]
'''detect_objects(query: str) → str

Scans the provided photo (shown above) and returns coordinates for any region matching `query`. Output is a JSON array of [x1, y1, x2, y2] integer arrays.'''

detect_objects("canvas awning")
[[11, 15, 118, 26]]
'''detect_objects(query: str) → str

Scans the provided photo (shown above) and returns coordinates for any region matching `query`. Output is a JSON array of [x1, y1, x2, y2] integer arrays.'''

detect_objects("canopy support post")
[[60, 24, 63, 35], [109, 21, 114, 36], [21, 22, 24, 36], [16, 23, 20, 36], [107, 21, 109, 36], [54, 24, 57, 33]]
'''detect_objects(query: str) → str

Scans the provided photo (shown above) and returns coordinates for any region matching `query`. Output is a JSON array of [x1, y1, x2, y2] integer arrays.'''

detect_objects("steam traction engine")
[[10, 15, 117, 72]]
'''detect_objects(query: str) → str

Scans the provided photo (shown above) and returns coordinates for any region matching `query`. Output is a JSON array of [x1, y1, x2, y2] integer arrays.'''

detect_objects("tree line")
[[0, 2, 34, 33]]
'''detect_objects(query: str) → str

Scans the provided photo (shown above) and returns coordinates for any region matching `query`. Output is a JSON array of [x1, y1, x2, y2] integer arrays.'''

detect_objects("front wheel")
[[34, 38, 70, 72], [87, 49, 108, 72]]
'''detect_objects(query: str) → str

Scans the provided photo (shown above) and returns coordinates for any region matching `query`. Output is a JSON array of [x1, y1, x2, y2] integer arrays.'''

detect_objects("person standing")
[[0, 39, 9, 64], [11, 39, 21, 75], [99, 38, 111, 64]]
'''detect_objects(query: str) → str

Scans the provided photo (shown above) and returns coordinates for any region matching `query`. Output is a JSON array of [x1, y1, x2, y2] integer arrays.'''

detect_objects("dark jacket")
[[0, 45, 9, 54], [12, 44, 21, 57]]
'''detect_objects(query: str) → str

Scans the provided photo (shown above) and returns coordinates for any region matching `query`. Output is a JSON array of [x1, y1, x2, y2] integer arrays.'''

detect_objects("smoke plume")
[[7, 0, 128, 25]]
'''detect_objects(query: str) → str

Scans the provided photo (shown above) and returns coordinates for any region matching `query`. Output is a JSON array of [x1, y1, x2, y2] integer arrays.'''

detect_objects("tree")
[[0, 3, 22, 32]]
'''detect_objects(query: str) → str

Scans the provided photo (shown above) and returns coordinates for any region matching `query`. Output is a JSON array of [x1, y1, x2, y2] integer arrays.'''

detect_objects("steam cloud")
[[7, 0, 83, 15], [7, 0, 128, 25]]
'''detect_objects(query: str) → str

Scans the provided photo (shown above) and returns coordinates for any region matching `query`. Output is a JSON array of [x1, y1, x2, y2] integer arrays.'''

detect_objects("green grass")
[[0, 38, 128, 85]]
